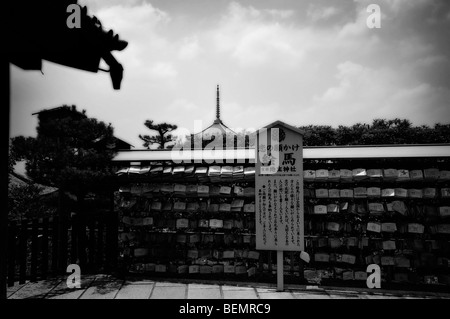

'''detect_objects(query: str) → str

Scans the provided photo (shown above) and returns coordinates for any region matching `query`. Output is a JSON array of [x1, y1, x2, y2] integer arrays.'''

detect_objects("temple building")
[[191, 85, 237, 149]]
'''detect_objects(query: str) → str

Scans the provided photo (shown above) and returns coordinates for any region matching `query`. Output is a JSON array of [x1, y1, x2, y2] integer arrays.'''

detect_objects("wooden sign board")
[[255, 121, 304, 251]]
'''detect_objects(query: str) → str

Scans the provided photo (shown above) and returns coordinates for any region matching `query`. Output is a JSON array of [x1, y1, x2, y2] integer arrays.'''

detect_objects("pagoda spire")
[[213, 84, 221, 124]]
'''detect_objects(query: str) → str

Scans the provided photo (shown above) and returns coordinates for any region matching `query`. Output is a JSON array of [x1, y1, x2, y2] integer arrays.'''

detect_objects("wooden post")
[[299, 259, 305, 284], [41, 218, 49, 279], [19, 219, 28, 284], [277, 250, 284, 291], [58, 192, 68, 274], [51, 216, 59, 274], [70, 213, 78, 264], [77, 196, 87, 269], [110, 192, 119, 271], [268, 251, 272, 275], [105, 212, 112, 272], [105, 192, 115, 272], [88, 218, 95, 271], [7, 222, 16, 287], [96, 214, 104, 270], [107, 199, 119, 272], [78, 215, 87, 269], [1, 59, 10, 299], [258, 252, 264, 276], [30, 219, 38, 282], [290, 251, 295, 275]]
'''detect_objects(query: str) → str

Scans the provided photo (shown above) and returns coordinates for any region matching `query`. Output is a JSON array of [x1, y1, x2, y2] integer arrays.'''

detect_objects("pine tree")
[[139, 120, 178, 149]]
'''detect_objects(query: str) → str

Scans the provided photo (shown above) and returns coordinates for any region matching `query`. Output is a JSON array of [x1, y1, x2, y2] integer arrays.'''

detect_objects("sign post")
[[255, 121, 304, 292], [277, 250, 283, 291]]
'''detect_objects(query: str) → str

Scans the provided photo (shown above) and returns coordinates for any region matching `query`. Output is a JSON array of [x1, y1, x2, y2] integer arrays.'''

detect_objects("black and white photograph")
[[4, 0, 450, 311]]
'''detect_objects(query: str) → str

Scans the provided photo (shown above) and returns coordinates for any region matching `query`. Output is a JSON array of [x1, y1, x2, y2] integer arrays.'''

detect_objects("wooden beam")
[[1, 59, 9, 299]]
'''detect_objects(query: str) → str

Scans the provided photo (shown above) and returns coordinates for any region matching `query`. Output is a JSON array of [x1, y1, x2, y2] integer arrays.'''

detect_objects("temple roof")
[[194, 85, 235, 139]]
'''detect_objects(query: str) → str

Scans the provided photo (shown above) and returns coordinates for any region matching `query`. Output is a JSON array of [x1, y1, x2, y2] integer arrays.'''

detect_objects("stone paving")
[[6, 275, 450, 299]]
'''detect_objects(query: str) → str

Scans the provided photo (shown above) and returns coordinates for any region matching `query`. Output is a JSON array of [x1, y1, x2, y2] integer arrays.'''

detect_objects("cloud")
[[313, 61, 395, 105], [168, 98, 199, 112], [86, 1, 171, 72], [337, 2, 374, 38], [85, 1, 170, 32], [148, 62, 177, 79], [311, 61, 450, 125], [264, 9, 295, 19], [178, 36, 202, 60], [380, 0, 429, 17], [307, 5, 339, 21], [79, 0, 148, 14], [389, 84, 450, 124], [212, 2, 305, 68]]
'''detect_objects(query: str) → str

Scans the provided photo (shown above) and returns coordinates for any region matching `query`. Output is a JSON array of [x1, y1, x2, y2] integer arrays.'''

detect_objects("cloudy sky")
[[10, 0, 450, 148]]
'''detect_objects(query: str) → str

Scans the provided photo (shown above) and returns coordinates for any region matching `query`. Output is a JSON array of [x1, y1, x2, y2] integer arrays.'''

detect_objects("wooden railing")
[[6, 211, 118, 286]]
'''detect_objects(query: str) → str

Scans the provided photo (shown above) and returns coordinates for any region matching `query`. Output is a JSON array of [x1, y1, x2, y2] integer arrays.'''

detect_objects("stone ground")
[[6, 275, 450, 299]]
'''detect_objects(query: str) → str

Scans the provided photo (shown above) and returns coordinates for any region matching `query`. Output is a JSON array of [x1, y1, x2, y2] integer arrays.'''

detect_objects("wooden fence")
[[6, 211, 118, 286]]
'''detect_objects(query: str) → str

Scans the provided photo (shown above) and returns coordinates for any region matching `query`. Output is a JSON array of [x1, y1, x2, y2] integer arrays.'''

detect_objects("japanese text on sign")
[[255, 123, 304, 251]]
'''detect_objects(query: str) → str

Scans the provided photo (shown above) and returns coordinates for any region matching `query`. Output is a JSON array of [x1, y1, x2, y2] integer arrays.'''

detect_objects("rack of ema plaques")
[[302, 159, 450, 290], [116, 165, 307, 282], [115, 164, 264, 279]]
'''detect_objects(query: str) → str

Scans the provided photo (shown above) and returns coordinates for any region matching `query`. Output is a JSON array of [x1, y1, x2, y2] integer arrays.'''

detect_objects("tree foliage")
[[8, 183, 56, 221], [172, 118, 449, 148], [139, 120, 178, 149], [10, 105, 117, 197], [299, 118, 450, 146]]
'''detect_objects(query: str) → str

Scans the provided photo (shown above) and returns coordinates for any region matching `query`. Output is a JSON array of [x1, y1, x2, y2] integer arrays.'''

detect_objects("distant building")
[[191, 85, 238, 149]]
